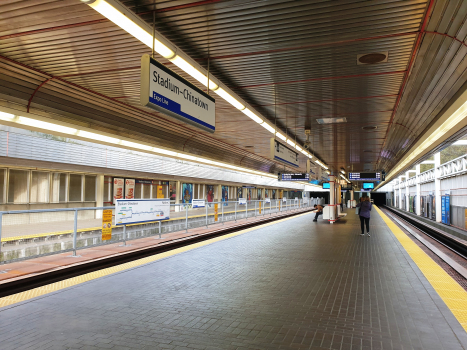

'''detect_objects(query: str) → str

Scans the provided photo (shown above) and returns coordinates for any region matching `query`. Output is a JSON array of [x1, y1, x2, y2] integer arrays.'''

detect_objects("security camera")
[[303, 141, 311, 150]]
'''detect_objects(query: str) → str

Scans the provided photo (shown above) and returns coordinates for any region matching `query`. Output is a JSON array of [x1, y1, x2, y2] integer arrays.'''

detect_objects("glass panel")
[[84, 175, 96, 201], [8, 170, 29, 203], [30, 171, 49, 203], [59, 174, 67, 202], [134, 183, 142, 199], [0, 169, 5, 203], [142, 183, 151, 198], [69, 174, 82, 202]]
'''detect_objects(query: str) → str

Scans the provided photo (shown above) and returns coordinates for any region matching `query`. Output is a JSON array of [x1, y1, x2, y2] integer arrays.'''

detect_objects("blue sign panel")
[[441, 195, 451, 224]]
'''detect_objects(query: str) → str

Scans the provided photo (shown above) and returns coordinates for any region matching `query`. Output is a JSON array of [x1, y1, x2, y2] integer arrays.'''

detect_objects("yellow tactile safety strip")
[[0, 211, 312, 309], [375, 206, 467, 332], [2, 205, 300, 242]]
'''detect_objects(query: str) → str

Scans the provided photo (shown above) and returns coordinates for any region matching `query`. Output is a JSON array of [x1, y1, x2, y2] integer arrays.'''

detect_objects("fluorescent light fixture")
[[170, 56, 218, 90], [0, 111, 15, 121], [77, 130, 120, 144], [287, 139, 295, 147], [153, 147, 178, 157], [260, 122, 275, 134], [340, 170, 345, 174], [242, 108, 263, 123], [316, 117, 347, 124], [295, 145, 303, 152], [214, 88, 245, 110], [82, 0, 175, 59], [326, 170, 331, 174], [340, 174, 346, 179], [315, 159, 329, 169], [276, 132, 286, 141], [120, 140, 152, 151], [18, 117, 77, 134]]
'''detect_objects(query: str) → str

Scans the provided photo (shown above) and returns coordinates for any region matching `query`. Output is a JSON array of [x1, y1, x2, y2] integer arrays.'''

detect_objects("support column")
[[350, 190, 354, 207], [416, 164, 421, 215], [435, 152, 442, 222], [95, 174, 104, 219], [329, 175, 336, 224], [399, 177, 403, 209], [406, 171, 410, 211]]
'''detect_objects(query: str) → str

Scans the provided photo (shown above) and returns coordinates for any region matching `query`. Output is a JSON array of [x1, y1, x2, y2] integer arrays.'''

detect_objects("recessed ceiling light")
[[317, 117, 347, 124], [362, 126, 377, 130], [357, 52, 388, 65]]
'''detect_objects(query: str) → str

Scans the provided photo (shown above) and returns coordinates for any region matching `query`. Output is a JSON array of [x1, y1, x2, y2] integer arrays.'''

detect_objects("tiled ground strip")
[[375, 206, 467, 332]]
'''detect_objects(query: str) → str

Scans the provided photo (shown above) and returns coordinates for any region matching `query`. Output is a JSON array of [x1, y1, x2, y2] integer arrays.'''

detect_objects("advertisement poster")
[[102, 209, 113, 240], [222, 185, 229, 206], [116, 199, 170, 225], [272, 189, 276, 199], [247, 188, 252, 201], [169, 183, 176, 201], [265, 189, 269, 199], [237, 187, 243, 199], [125, 179, 135, 199], [206, 185, 214, 205], [257, 188, 262, 200], [157, 185, 163, 198], [113, 178, 124, 203], [182, 183, 193, 205]]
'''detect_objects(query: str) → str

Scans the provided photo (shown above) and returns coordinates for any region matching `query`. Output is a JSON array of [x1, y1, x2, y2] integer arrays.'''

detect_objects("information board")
[[441, 195, 450, 224], [192, 199, 205, 208], [140, 54, 216, 132], [102, 209, 113, 240], [238, 198, 246, 205], [115, 199, 170, 225], [270, 138, 299, 168], [349, 172, 381, 181], [278, 173, 309, 181]]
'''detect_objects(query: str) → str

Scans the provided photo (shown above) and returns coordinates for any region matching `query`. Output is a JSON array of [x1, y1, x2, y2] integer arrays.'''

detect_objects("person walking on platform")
[[356, 197, 372, 236], [313, 204, 323, 222]]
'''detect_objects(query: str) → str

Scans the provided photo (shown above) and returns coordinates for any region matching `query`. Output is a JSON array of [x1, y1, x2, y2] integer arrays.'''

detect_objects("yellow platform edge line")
[[1, 205, 305, 242], [0, 212, 312, 309], [374, 206, 467, 332]]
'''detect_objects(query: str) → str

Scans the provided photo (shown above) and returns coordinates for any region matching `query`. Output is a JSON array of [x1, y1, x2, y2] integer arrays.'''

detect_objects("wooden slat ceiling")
[[1, 0, 467, 178]]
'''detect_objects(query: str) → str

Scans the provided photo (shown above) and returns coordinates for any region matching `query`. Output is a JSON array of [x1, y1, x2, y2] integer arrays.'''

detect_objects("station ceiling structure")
[[1, 0, 467, 182]]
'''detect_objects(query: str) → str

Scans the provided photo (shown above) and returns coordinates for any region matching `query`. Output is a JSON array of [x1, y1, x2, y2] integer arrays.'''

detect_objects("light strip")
[[170, 56, 218, 90], [242, 108, 263, 123], [214, 88, 245, 110]]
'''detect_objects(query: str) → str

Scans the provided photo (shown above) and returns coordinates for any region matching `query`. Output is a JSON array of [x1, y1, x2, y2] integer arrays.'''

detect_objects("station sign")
[[140, 54, 216, 132], [270, 139, 299, 168], [278, 173, 309, 181], [348, 172, 381, 181]]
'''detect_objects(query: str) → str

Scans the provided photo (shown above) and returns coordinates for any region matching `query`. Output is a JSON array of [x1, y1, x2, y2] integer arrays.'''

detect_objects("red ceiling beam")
[[271, 110, 394, 119], [232, 71, 406, 89], [253, 94, 398, 107], [377, 0, 435, 167]]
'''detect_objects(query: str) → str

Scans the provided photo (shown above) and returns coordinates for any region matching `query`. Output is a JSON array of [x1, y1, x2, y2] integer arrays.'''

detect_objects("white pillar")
[[329, 175, 336, 224], [95, 174, 104, 219], [175, 181, 181, 212], [405, 171, 410, 211], [399, 178, 403, 209], [416, 164, 421, 215], [350, 190, 354, 207], [435, 152, 442, 222]]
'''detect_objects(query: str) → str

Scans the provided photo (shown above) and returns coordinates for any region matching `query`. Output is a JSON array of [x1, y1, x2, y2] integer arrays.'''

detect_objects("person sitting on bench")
[[313, 204, 323, 222]]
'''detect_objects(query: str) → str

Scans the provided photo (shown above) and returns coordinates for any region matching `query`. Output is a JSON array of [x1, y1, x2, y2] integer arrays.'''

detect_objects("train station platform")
[[0, 207, 467, 350]]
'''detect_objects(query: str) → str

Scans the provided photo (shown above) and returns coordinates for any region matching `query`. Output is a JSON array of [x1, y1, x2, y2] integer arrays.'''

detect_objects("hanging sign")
[[113, 178, 124, 204], [140, 54, 216, 132], [102, 209, 113, 240], [270, 139, 299, 167], [125, 179, 135, 199]]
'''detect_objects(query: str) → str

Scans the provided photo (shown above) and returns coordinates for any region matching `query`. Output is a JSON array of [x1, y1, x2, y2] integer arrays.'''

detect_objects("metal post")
[[222, 201, 224, 225], [185, 205, 189, 232], [205, 204, 208, 228], [270, 201, 272, 215], [246, 200, 248, 220], [235, 202, 237, 222], [72, 210, 78, 256], [254, 201, 257, 217], [159, 221, 162, 239]]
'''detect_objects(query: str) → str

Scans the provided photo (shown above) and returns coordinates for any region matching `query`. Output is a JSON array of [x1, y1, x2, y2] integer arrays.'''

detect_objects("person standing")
[[356, 197, 372, 236]]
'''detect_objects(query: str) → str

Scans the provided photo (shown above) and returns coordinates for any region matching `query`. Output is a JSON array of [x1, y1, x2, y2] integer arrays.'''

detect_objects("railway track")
[[383, 206, 467, 281]]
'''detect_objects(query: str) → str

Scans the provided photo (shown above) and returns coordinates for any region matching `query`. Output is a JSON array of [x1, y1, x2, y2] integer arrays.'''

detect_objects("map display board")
[[115, 199, 170, 226], [140, 54, 216, 132]]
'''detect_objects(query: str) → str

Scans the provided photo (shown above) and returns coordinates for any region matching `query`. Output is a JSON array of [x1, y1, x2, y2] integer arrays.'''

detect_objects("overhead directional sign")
[[140, 54, 216, 132], [278, 173, 309, 181], [270, 139, 299, 167], [348, 172, 381, 181]]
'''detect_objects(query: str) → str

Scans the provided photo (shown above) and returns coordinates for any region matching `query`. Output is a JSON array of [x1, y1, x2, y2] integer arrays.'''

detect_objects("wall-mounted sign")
[[102, 209, 113, 241], [238, 198, 246, 205], [270, 139, 299, 168], [278, 173, 309, 181], [113, 178, 124, 204], [125, 179, 135, 199], [115, 199, 170, 225], [265, 198, 271, 203], [349, 172, 381, 181], [192, 199, 205, 208], [140, 54, 216, 132]]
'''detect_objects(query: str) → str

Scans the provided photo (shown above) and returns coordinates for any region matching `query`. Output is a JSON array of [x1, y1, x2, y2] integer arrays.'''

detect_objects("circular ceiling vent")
[[358, 53, 387, 64], [362, 126, 378, 131]]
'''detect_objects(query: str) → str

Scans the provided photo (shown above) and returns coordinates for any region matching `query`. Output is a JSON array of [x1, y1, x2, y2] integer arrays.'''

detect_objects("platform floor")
[[0, 208, 467, 350]]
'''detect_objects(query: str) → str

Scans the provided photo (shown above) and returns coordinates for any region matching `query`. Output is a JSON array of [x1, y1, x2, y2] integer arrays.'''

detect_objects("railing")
[[0, 199, 320, 263]]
